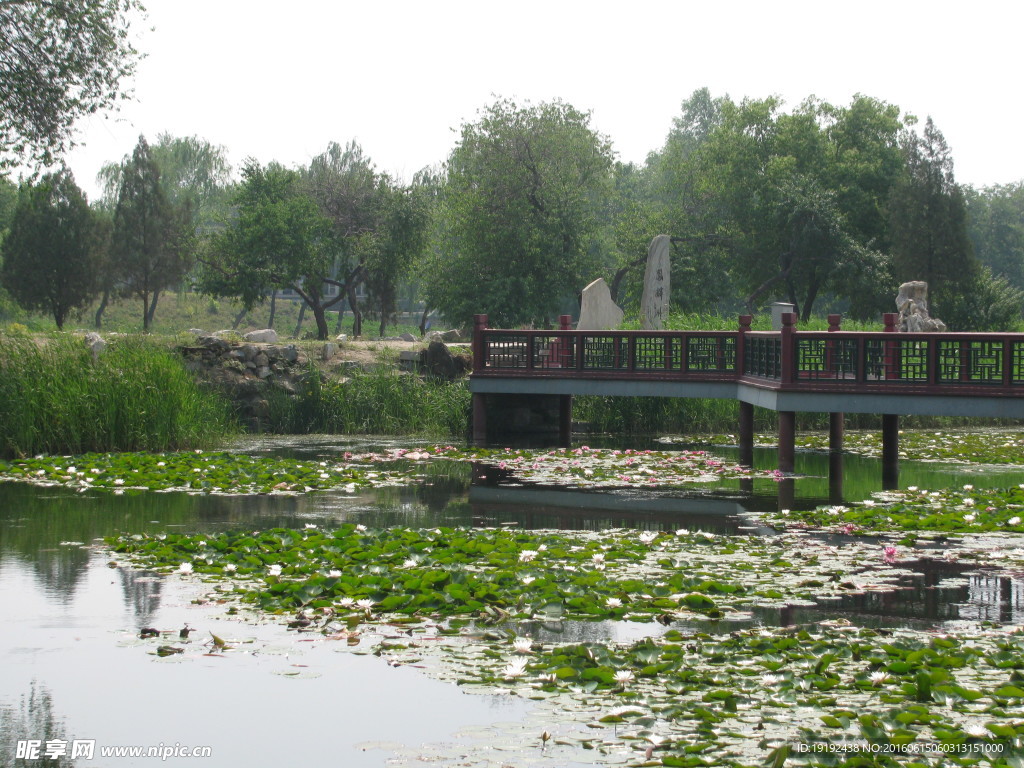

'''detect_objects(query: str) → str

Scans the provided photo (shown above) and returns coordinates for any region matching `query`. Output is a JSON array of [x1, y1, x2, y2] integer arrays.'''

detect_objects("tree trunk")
[[267, 290, 277, 329], [334, 295, 347, 335], [231, 305, 247, 329], [418, 305, 432, 336], [346, 284, 362, 338], [146, 288, 161, 328], [293, 302, 306, 338], [94, 289, 109, 329], [311, 302, 329, 340], [142, 290, 150, 332]]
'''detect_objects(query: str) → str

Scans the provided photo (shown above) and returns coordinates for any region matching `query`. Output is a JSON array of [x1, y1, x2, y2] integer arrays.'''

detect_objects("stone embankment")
[[174, 329, 470, 429]]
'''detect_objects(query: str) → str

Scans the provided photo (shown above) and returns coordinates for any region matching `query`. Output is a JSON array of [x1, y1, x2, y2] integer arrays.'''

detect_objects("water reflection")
[[0, 683, 72, 768]]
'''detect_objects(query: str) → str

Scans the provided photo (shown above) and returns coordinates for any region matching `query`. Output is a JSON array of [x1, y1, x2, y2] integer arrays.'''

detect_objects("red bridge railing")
[[471, 313, 1024, 397]]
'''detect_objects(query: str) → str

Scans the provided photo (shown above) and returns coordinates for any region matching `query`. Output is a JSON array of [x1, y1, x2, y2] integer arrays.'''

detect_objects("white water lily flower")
[[501, 658, 529, 679], [402, 559, 417, 568], [519, 550, 538, 562], [1008, 516, 1022, 526], [304, 523, 317, 529], [355, 524, 367, 531], [964, 513, 977, 524], [963, 498, 975, 506], [591, 553, 605, 563], [538, 544, 547, 551], [267, 564, 282, 576], [605, 597, 623, 609], [638, 531, 658, 545], [223, 563, 237, 573], [177, 562, 193, 574], [336, 597, 355, 608], [869, 671, 889, 686], [513, 637, 533, 654], [907, 486, 918, 491], [761, 673, 784, 686], [113, 478, 125, 485], [356, 598, 375, 611], [963, 484, 974, 491], [963, 721, 988, 739], [521, 575, 536, 585], [327, 569, 342, 578], [613, 669, 635, 686], [862, 499, 875, 507]]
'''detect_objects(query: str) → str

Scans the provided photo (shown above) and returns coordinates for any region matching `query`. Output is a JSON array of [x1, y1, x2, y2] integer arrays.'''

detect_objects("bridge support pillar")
[[472, 393, 487, 446], [559, 395, 573, 448], [738, 401, 754, 466], [882, 414, 899, 489], [829, 412, 844, 453], [778, 411, 796, 474]]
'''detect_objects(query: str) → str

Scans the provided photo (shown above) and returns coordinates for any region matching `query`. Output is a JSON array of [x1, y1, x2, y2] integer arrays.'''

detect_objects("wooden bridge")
[[469, 312, 1024, 483]]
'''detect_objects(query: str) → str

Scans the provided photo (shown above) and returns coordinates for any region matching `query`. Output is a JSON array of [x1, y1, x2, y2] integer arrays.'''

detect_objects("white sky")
[[55, 0, 1023, 200]]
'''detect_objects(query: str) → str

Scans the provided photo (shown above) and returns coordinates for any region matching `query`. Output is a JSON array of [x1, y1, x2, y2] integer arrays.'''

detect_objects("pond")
[[2, 434, 1024, 767]]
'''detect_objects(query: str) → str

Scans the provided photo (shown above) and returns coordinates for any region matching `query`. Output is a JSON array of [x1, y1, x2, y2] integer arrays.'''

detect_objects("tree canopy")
[[422, 98, 615, 328], [0, 169, 98, 328], [111, 136, 193, 331], [0, 0, 145, 168]]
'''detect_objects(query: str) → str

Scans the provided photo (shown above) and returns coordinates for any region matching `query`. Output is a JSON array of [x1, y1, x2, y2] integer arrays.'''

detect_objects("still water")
[[2, 436, 1023, 767]]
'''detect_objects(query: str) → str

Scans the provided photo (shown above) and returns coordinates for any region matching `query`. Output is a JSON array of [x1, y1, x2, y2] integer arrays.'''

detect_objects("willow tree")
[[1, 0, 145, 168]]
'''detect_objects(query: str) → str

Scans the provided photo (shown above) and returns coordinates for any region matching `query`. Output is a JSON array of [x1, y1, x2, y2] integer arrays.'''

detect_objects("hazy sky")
[[57, 0, 1021, 199]]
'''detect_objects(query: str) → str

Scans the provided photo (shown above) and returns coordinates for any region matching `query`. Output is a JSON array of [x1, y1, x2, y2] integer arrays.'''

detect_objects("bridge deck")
[[469, 313, 1024, 419]]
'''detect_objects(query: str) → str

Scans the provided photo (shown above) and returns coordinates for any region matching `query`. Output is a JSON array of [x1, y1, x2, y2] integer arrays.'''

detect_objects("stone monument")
[[896, 281, 946, 332], [576, 278, 624, 330], [640, 235, 670, 330]]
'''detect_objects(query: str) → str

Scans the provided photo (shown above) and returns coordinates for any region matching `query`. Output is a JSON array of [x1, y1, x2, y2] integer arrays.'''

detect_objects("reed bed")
[[267, 365, 470, 438], [0, 334, 232, 457]]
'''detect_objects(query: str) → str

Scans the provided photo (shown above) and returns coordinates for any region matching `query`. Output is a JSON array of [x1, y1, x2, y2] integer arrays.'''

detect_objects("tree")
[[360, 177, 431, 336], [887, 117, 978, 323], [691, 94, 903, 320], [200, 160, 338, 339], [965, 182, 1024, 291], [111, 136, 193, 331], [303, 141, 382, 337], [0, 169, 97, 328], [1, 0, 145, 168], [98, 133, 233, 224], [423, 98, 615, 328]]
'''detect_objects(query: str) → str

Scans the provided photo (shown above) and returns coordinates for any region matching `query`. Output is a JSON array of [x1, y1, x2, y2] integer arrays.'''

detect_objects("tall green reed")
[[267, 365, 470, 438], [0, 334, 232, 457]]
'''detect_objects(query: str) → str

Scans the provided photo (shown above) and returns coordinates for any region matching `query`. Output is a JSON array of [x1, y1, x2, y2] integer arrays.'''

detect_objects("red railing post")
[[882, 312, 898, 381], [472, 314, 488, 373], [780, 312, 796, 385], [825, 314, 841, 381], [738, 315, 752, 379]]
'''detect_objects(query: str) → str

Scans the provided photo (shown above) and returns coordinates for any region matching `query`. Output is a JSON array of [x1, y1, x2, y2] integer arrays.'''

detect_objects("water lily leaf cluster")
[[767, 485, 1024, 535], [106, 524, 1003, 626], [0, 450, 406, 494], [0, 444, 782, 497], [429, 624, 1024, 766], [429, 445, 784, 487], [693, 429, 1024, 465]]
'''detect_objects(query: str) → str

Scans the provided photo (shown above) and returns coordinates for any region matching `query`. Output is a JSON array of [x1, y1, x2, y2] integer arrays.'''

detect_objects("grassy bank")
[[0, 334, 233, 457], [267, 365, 470, 438]]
